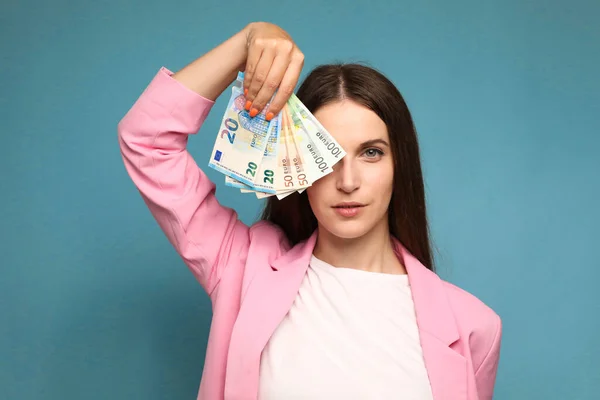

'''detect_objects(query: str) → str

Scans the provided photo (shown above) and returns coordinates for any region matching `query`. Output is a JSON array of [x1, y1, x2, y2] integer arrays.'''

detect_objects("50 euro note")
[[273, 105, 313, 195], [258, 113, 303, 199]]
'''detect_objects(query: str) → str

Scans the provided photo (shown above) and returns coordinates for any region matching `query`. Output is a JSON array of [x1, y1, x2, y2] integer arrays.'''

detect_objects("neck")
[[312, 222, 406, 275]]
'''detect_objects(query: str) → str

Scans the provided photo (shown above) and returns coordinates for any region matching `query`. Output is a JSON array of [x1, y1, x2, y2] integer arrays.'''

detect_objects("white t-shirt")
[[258, 255, 434, 400]]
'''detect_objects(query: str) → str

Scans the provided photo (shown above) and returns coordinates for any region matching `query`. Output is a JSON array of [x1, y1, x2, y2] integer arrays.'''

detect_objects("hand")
[[242, 22, 305, 120]]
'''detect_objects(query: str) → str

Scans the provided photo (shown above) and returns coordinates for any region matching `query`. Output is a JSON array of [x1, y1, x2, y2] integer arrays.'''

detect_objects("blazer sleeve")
[[117, 67, 250, 296], [474, 313, 502, 399]]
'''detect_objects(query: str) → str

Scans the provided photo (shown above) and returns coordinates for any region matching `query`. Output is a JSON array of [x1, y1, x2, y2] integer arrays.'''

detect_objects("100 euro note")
[[208, 83, 273, 187], [289, 94, 346, 166], [286, 100, 334, 178]]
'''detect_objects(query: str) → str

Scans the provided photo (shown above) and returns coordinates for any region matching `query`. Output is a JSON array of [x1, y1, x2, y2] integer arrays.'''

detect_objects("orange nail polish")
[[244, 100, 252, 111], [266, 112, 274, 121], [244, 88, 248, 97], [249, 108, 258, 117]]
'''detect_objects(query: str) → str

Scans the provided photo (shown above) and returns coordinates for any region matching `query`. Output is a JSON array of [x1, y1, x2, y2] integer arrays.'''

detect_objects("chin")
[[319, 220, 375, 240]]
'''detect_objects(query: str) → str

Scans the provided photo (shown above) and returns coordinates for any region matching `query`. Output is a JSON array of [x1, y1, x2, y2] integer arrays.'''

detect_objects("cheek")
[[384, 168, 395, 194], [306, 179, 326, 208], [369, 161, 395, 194], [306, 175, 334, 218]]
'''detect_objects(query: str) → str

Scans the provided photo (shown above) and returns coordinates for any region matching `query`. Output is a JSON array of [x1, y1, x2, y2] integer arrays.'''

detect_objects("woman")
[[118, 21, 501, 400]]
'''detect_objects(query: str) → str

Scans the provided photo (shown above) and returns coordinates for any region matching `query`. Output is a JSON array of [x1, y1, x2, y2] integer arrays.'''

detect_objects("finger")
[[243, 45, 263, 98], [265, 51, 304, 119], [250, 52, 291, 119], [246, 45, 276, 108]]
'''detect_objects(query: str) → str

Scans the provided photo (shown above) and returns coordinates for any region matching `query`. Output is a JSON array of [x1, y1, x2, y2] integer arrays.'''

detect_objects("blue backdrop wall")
[[2, 0, 599, 398]]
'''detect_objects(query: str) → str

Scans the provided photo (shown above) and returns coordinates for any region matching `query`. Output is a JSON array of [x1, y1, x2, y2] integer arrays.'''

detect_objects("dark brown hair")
[[260, 63, 434, 271]]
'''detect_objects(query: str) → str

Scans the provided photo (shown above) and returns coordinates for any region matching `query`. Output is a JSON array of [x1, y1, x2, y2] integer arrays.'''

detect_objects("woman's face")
[[307, 100, 394, 240]]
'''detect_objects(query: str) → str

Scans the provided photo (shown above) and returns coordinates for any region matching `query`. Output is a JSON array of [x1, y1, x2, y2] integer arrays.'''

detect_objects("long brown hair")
[[260, 63, 434, 271]]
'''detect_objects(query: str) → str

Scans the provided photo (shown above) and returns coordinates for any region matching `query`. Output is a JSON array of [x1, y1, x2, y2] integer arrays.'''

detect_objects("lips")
[[332, 202, 365, 217], [333, 202, 365, 208]]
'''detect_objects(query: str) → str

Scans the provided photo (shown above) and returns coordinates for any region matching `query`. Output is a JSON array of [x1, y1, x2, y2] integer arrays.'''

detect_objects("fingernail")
[[244, 100, 252, 111], [249, 108, 258, 118], [244, 88, 248, 97], [266, 112, 274, 121]]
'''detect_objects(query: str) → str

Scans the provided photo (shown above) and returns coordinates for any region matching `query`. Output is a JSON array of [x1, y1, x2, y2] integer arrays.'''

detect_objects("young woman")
[[118, 22, 501, 400]]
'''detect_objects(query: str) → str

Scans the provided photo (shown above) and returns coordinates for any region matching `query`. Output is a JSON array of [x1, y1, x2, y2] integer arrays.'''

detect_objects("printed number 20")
[[263, 169, 274, 184], [220, 118, 238, 144], [246, 162, 258, 177]]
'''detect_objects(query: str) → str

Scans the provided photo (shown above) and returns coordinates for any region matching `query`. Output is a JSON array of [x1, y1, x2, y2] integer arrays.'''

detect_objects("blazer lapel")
[[396, 240, 468, 400], [225, 232, 317, 399]]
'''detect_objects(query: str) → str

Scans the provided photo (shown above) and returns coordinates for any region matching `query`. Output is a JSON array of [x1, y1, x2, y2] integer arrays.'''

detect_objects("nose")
[[334, 158, 360, 193]]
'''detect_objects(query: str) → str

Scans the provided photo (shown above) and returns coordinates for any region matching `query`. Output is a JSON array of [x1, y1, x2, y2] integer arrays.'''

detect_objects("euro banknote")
[[208, 78, 272, 187], [209, 72, 346, 199]]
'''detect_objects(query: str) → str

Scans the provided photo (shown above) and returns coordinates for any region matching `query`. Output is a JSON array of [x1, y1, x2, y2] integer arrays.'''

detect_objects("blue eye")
[[364, 148, 384, 158]]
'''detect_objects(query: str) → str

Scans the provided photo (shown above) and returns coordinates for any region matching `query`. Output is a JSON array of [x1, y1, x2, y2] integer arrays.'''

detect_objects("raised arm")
[[117, 22, 304, 296]]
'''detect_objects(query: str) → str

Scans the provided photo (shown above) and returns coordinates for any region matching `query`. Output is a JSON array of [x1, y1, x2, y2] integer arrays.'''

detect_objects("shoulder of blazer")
[[247, 220, 292, 260], [249, 220, 289, 245], [441, 280, 502, 369]]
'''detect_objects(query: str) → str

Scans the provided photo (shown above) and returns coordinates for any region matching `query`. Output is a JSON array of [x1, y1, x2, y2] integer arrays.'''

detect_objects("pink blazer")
[[118, 67, 502, 400]]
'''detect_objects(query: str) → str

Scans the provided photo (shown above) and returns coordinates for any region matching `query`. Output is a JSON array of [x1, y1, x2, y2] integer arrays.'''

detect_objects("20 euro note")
[[208, 84, 273, 187], [223, 114, 279, 193]]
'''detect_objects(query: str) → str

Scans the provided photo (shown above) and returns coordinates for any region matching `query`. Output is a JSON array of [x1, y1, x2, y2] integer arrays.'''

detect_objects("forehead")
[[313, 100, 388, 149]]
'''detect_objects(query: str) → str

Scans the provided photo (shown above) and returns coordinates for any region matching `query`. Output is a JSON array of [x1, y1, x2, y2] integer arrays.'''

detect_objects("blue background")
[[2, 0, 599, 398]]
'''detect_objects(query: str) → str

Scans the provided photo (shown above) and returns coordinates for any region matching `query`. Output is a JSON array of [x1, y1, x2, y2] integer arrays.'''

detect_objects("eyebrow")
[[360, 139, 390, 148]]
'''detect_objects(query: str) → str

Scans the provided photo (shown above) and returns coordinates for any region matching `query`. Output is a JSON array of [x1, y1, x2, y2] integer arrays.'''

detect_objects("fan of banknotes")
[[208, 72, 346, 199]]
